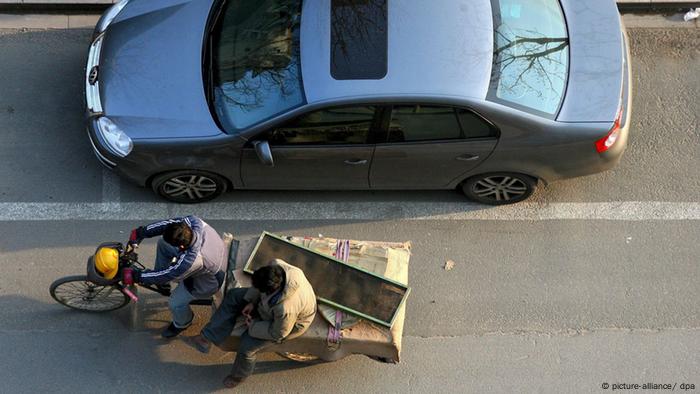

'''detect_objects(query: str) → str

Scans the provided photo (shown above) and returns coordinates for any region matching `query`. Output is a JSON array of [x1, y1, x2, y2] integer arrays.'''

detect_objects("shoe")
[[187, 334, 211, 354], [161, 322, 187, 338], [223, 375, 246, 389]]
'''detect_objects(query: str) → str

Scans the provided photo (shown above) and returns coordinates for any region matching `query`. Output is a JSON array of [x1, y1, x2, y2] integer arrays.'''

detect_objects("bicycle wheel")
[[50, 275, 129, 312]]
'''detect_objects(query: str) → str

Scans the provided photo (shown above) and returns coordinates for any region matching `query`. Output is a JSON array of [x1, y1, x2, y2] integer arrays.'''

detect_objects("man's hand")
[[128, 227, 144, 247], [242, 302, 254, 327]]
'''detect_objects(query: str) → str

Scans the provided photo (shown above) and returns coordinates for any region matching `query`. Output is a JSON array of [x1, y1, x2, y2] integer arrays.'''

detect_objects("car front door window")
[[242, 105, 377, 189], [269, 106, 377, 145]]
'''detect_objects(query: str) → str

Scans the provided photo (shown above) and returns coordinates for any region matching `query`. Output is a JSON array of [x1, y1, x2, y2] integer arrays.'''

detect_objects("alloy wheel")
[[472, 176, 529, 202], [161, 175, 219, 201], [462, 173, 536, 205]]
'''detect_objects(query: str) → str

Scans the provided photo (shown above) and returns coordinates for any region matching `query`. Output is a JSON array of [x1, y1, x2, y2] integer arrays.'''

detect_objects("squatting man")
[[188, 259, 316, 388]]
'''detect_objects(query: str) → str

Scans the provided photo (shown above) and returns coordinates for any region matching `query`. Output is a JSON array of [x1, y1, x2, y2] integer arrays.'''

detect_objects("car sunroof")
[[330, 0, 388, 80]]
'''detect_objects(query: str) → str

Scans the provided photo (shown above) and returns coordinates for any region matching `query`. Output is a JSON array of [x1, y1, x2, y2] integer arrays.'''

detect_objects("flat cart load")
[[217, 232, 411, 363]]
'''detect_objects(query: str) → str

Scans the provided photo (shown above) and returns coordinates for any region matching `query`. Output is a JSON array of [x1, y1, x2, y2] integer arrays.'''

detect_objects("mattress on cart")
[[218, 234, 411, 362]]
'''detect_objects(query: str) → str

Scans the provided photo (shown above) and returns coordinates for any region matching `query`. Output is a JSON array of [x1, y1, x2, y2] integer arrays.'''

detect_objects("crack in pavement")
[[406, 327, 700, 340]]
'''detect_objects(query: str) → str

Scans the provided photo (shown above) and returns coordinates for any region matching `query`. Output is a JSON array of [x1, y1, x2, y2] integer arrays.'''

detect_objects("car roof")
[[300, 0, 494, 105]]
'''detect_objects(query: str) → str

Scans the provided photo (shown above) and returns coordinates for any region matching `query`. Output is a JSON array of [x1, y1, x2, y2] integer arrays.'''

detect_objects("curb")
[[0, 12, 98, 28], [618, 1, 700, 12], [0, 1, 698, 14], [0, 4, 111, 13]]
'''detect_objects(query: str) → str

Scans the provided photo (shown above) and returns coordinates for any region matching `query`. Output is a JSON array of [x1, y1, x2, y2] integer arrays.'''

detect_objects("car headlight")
[[94, 0, 130, 36], [96, 117, 133, 157]]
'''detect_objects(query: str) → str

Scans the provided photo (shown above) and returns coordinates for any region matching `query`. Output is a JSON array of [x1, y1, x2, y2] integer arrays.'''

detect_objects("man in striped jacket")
[[129, 215, 227, 338]]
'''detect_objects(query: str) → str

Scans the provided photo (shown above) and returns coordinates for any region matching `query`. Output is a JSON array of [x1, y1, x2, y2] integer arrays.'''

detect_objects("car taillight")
[[595, 107, 623, 153]]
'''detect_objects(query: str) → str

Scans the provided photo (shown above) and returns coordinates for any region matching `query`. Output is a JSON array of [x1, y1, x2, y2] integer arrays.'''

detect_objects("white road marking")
[[0, 202, 699, 221]]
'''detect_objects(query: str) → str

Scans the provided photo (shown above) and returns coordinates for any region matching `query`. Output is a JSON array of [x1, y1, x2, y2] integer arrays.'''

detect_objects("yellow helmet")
[[95, 247, 119, 280]]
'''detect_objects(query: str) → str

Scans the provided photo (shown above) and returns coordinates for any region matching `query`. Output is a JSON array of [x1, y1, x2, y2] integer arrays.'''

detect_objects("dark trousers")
[[202, 288, 273, 379]]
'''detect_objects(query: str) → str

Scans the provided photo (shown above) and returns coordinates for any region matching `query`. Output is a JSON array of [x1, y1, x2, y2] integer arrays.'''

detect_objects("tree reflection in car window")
[[211, 0, 305, 132], [269, 106, 376, 145], [488, 0, 569, 117]]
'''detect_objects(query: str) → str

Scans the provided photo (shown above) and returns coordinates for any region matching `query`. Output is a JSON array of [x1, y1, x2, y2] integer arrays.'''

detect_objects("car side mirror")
[[253, 140, 274, 167]]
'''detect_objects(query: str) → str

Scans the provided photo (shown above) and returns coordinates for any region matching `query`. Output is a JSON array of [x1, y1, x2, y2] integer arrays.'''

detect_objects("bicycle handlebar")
[[120, 285, 139, 302], [119, 242, 141, 302]]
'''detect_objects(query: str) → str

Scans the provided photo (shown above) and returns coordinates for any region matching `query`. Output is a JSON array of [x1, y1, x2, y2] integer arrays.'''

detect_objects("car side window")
[[457, 109, 496, 139], [268, 106, 376, 146], [388, 105, 463, 142]]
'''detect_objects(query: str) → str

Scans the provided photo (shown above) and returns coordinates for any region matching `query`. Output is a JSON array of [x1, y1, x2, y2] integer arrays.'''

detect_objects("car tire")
[[461, 173, 537, 205], [151, 170, 227, 204]]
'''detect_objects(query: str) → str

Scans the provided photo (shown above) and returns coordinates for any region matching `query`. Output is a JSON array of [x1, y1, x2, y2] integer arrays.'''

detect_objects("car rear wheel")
[[152, 170, 227, 203], [461, 173, 536, 205]]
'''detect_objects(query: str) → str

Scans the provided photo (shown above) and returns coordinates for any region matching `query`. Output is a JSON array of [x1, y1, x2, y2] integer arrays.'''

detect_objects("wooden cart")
[[214, 233, 411, 363]]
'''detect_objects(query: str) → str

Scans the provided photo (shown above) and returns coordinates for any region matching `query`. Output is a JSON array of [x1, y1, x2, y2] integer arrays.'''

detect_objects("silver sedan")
[[86, 0, 631, 204]]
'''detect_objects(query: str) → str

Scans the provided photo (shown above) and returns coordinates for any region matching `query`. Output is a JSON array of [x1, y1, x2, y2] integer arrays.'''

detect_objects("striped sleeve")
[[139, 217, 189, 239], [137, 216, 199, 284], [139, 248, 197, 284]]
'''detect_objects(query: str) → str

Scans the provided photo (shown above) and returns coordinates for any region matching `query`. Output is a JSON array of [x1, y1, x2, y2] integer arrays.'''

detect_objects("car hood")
[[98, 0, 221, 139]]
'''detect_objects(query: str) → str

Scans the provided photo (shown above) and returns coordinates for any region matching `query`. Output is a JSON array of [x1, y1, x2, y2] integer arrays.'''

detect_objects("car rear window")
[[488, 0, 569, 117]]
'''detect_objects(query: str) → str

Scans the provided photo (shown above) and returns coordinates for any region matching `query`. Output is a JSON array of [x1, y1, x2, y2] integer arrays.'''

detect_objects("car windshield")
[[488, 0, 569, 117], [208, 0, 305, 133]]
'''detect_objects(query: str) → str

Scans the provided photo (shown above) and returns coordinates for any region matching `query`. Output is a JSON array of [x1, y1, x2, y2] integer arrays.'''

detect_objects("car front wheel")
[[151, 170, 227, 203], [461, 173, 536, 205]]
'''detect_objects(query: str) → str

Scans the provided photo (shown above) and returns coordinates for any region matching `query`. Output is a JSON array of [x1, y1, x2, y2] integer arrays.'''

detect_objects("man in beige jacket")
[[190, 259, 316, 388]]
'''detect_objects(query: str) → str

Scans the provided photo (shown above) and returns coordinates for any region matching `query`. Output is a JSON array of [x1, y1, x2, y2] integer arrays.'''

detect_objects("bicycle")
[[49, 241, 213, 312]]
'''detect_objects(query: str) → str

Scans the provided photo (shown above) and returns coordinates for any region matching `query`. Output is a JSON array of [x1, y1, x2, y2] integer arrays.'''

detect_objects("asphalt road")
[[0, 23, 698, 394]]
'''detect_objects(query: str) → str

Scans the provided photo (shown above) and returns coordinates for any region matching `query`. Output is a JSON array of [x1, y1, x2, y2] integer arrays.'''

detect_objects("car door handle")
[[344, 159, 368, 165], [456, 154, 480, 161]]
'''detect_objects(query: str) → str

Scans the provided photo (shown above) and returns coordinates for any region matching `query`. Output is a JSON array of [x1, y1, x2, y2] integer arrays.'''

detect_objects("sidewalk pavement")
[[0, 0, 698, 30]]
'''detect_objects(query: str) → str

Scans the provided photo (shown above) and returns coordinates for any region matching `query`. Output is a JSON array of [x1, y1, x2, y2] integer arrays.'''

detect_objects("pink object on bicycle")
[[123, 268, 134, 285], [121, 286, 138, 302]]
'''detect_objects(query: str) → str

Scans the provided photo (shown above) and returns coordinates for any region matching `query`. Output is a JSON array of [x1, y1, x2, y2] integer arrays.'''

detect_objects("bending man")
[[129, 215, 226, 338]]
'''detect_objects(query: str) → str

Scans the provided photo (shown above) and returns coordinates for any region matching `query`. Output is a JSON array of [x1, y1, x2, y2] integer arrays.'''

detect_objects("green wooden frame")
[[243, 231, 411, 328]]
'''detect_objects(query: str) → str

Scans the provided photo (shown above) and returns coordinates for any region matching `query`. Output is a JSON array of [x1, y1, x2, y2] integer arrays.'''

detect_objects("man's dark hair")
[[252, 265, 285, 294], [163, 222, 193, 248]]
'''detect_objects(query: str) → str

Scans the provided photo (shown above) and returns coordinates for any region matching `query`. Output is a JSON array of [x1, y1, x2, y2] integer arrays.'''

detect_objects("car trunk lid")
[[556, 0, 624, 123]]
